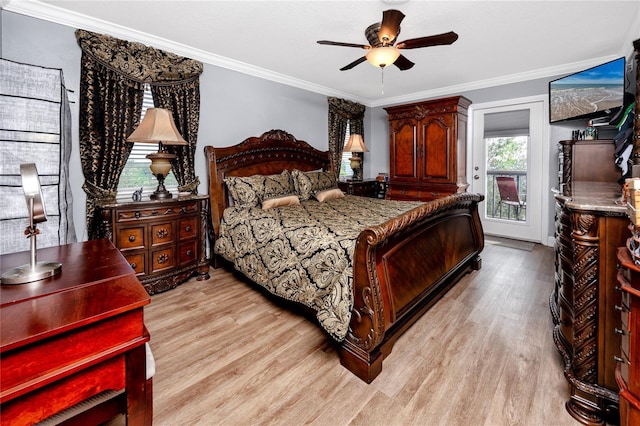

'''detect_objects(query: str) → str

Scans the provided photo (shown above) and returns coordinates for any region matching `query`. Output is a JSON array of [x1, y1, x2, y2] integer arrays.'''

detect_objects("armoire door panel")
[[390, 122, 418, 181], [422, 115, 453, 181]]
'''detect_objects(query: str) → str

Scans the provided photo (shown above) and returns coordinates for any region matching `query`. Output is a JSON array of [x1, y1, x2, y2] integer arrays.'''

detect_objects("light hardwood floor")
[[144, 243, 582, 425]]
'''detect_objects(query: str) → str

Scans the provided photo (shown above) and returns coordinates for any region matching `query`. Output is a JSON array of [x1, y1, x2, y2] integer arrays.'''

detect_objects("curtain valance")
[[328, 97, 365, 120], [75, 29, 203, 84]]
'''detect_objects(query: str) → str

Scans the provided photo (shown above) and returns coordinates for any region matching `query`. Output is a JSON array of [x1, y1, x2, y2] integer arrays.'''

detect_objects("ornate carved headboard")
[[204, 129, 334, 241]]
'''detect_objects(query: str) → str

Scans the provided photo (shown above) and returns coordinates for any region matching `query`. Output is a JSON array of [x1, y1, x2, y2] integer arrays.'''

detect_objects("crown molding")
[[5, 1, 638, 109]]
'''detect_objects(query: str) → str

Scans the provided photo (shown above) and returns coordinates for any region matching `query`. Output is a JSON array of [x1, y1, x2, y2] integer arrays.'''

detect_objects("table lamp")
[[126, 108, 187, 199], [344, 134, 369, 181]]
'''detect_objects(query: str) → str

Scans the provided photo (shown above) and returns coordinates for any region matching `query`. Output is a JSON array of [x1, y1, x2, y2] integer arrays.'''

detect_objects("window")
[[339, 122, 354, 178], [117, 85, 178, 200]]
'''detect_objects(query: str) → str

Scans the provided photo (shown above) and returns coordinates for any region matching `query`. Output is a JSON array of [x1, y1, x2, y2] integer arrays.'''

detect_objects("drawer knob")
[[157, 228, 168, 239], [185, 225, 192, 232], [186, 249, 192, 256], [130, 262, 137, 269], [135, 211, 140, 219], [157, 253, 169, 264], [128, 235, 136, 242]]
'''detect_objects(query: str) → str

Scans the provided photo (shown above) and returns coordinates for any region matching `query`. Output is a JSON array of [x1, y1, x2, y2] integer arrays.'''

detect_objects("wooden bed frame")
[[205, 129, 485, 383]]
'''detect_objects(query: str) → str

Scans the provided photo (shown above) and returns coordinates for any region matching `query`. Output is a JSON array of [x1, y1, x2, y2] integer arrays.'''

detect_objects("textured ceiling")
[[7, 0, 640, 107]]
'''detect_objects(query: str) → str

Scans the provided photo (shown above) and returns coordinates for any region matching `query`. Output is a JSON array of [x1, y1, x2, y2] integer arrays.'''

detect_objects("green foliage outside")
[[486, 136, 528, 220], [486, 137, 527, 171], [339, 160, 352, 177]]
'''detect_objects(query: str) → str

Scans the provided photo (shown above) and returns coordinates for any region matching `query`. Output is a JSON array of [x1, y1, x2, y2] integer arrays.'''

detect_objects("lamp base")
[[147, 151, 176, 201], [350, 156, 363, 181], [1, 261, 62, 285], [150, 189, 173, 200]]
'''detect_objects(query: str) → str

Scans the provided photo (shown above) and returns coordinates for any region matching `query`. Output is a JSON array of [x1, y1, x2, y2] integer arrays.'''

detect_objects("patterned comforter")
[[214, 195, 423, 341]]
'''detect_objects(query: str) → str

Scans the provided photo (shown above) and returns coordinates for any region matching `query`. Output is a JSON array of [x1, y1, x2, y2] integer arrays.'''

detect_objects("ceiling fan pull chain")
[[381, 67, 385, 95]]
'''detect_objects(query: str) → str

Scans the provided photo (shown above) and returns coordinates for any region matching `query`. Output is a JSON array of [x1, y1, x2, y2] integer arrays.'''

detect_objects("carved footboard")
[[340, 193, 485, 382]]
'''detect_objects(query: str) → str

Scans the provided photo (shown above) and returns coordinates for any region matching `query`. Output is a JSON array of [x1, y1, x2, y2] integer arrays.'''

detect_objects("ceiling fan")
[[317, 9, 458, 71]]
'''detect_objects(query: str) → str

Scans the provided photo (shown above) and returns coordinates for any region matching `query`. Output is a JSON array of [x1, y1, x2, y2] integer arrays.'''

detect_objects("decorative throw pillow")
[[224, 170, 294, 208], [292, 169, 337, 201], [262, 194, 300, 210], [314, 188, 344, 202], [262, 170, 295, 201]]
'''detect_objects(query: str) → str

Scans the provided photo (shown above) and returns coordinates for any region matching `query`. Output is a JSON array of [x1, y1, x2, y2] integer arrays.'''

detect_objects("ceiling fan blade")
[[317, 40, 369, 49], [396, 31, 459, 49], [379, 9, 405, 45], [340, 56, 367, 71], [393, 54, 415, 71]]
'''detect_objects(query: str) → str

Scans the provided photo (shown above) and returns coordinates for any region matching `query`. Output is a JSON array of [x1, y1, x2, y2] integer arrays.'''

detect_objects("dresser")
[[97, 195, 209, 295], [0, 239, 151, 425], [551, 137, 626, 424], [384, 96, 471, 201], [616, 247, 640, 425]]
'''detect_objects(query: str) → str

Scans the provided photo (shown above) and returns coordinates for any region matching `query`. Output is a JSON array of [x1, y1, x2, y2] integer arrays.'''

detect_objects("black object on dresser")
[[338, 179, 387, 199], [97, 195, 209, 294]]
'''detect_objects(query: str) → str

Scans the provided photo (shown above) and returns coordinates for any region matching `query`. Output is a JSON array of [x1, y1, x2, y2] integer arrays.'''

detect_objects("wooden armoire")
[[384, 96, 471, 201]]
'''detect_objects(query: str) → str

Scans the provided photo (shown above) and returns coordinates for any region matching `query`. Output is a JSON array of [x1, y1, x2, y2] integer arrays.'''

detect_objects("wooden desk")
[[0, 239, 151, 425]]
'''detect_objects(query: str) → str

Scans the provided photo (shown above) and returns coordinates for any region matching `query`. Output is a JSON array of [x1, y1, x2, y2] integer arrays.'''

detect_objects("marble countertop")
[[553, 181, 627, 214]]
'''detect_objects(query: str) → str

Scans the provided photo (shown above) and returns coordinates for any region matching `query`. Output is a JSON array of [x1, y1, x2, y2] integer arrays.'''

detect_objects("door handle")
[[474, 175, 479, 180]]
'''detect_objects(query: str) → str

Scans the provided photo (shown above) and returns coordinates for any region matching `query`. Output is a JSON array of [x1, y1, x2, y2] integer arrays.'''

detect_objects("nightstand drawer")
[[151, 247, 175, 273], [178, 240, 198, 266], [123, 252, 146, 275], [117, 227, 145, 250], [152, 223, 173, 246], [179, 217, 197, 240]]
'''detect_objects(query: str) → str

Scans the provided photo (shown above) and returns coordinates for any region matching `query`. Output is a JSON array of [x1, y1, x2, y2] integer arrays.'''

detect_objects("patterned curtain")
[[75, 29, 203, 239], [152, 79, 201, 193], [76, 52, 144, 239], [327, 97, 365, 177]]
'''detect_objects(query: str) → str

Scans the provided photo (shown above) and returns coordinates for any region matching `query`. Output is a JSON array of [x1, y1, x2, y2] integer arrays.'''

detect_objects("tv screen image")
[[549, 57, 625, 123]]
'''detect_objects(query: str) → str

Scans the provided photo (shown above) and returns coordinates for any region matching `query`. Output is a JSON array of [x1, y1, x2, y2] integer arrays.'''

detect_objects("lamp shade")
[[126, 108, 187, 145], [344, 134, 369, 153], [365, 47, 401, 68]]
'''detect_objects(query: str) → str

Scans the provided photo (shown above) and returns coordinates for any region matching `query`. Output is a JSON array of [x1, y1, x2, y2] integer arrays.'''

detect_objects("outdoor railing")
[[485, 170, 527, 221]]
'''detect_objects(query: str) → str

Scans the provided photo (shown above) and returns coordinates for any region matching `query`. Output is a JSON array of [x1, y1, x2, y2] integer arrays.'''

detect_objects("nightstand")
[[96, 195, 209, 295], [339, 179, 387, 199]]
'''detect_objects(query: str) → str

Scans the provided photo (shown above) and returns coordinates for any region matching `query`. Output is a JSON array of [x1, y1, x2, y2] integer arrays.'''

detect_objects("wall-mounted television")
[[549, 57, 625, 123]]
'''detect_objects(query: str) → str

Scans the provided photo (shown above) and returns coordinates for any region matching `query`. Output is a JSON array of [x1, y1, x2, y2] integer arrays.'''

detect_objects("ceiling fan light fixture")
[[365, 46, 400, 68]]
